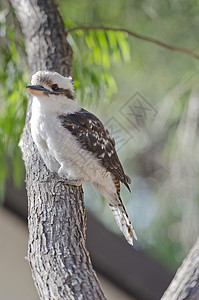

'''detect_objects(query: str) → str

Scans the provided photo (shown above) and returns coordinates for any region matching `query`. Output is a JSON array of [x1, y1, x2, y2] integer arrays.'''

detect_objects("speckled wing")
[[58, 108, 131, 190]]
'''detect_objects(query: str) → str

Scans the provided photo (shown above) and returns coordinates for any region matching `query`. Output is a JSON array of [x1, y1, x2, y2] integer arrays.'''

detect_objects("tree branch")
[[161, 237, 199, 300], [67, 25, 199, 61], [9, 0, 106, 299]]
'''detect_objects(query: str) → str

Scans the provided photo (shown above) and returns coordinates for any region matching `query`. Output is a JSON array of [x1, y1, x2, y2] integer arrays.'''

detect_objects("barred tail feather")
[[109, 203, 137, 246]]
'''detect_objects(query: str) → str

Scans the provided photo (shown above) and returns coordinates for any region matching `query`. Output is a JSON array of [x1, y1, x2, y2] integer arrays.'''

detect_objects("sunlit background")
[[0, 1, 199, 297]]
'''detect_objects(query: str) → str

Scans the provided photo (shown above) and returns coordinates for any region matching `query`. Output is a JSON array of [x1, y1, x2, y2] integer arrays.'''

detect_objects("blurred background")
[[0, 0, 199, 299]]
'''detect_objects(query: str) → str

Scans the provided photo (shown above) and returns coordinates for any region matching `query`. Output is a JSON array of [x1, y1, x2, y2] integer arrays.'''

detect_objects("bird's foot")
[[57, 177, 83, 187]]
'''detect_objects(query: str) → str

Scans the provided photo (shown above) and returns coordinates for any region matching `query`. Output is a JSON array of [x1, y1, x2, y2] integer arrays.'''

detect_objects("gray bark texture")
[[9, 0, 106, 299], [161, 237, 199, 300]]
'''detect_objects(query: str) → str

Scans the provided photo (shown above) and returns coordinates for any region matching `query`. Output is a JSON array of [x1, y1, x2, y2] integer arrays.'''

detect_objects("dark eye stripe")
[[49, 86, 75, 100], [63, 89, 74, 100]]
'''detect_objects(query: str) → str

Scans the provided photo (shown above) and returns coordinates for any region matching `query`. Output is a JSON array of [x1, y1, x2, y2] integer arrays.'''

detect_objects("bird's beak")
[[26, 85, 50, 96]]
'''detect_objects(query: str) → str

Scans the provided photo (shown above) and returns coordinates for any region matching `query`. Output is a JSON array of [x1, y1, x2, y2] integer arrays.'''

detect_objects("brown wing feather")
[[58, 108, 131, 190]]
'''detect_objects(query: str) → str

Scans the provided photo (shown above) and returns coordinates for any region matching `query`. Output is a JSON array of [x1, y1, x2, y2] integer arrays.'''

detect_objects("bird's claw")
[[57, 177, 83, 187]]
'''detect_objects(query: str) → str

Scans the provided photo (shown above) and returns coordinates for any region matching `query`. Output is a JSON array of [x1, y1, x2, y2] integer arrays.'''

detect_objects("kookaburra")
[[26, 70, 137, 245]]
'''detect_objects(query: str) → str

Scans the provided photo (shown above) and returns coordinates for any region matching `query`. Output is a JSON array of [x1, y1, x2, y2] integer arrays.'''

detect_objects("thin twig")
[[66, 25, 199, 61]]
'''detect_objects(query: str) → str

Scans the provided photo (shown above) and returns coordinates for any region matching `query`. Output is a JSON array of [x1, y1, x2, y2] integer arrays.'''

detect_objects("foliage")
[[0, 6, 27, 201], [65, 20, 130, 103]]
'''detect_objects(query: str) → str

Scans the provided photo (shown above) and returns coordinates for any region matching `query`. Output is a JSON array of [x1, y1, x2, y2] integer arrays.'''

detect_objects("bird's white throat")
[[32, 95, 80, 115]]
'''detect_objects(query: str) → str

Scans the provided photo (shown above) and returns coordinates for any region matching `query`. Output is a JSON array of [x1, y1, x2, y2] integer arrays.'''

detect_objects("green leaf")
[[66, 24, 131, 103]]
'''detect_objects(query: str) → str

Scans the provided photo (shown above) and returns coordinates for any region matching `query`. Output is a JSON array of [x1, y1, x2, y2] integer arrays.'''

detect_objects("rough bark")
[[161, 237, 199, 300], [9, 0, 106, 299]]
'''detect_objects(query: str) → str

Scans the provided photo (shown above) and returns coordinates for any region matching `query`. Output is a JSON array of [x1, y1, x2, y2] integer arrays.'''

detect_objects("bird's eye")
[[52, 84, 59, 91]]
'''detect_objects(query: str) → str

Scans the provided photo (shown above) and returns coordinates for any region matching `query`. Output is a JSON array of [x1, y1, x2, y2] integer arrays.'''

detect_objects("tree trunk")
[[9, 0, 106, 299], [161, 237, 199, 300]]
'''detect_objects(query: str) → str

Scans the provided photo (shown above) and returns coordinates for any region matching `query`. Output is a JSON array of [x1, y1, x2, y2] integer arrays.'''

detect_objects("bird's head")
[[26, 70, 75, 105]]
